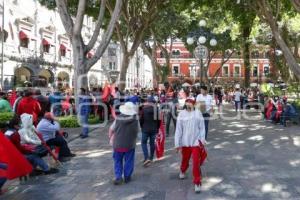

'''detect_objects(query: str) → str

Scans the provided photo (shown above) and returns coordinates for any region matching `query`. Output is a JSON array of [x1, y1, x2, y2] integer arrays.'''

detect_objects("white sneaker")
[[179, 172, 186, 179], [194, 184, 201, 193]]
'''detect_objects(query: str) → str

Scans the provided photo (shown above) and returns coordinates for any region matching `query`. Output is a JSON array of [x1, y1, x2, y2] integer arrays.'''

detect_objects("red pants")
[[180, 146, 202, 185]]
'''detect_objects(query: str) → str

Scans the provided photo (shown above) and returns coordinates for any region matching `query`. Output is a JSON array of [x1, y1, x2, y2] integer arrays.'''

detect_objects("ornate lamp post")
[[187, 19, 217, 86]]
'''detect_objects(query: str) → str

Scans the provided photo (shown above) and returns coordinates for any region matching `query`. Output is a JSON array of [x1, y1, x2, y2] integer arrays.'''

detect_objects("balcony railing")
[[20, 47, 35, 58], [59, 56, 72, 65], [43, 52, 55, 63]]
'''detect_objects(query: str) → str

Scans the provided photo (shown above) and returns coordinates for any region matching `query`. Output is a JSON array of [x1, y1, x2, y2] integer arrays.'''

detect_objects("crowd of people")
[[1, 83, 299, 195]]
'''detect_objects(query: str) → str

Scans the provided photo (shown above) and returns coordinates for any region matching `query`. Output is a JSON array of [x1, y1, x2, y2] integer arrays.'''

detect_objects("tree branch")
[[291, 0, 300, 12], [86, 0, 123, 70], [55, 0, 74, 37], [73, 0, 86, 35], [86, 0, 107, 52]]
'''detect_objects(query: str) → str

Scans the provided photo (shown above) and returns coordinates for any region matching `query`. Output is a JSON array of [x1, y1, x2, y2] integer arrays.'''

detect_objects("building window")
[[109, 62, 116, 70], [172, 50, 180, 58], [172, 65, 179, 75], [20, 38, 29, 48], [0, 29, 8, 42], [252, 65, 258, 77], [263, 64, 270, 76], [222, 65, 229, 77], [108, 48, 116, 57], [60, 44, 67, 57], [251, 51, 260, 58], [234, 65, 241, 77]]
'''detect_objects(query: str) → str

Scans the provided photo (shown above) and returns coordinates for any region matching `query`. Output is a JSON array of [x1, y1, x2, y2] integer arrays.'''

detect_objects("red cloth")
[[8, 132, 34, 154], [9, 90, 17, 107], [16, 96, 41, 124], [102, 85, 111, 103], [0, 133, 33, 179], [181, 147, 203, 185], [155, 115, 166, 159], [275, 102, 283, 121], [266, 101, 274, 120]]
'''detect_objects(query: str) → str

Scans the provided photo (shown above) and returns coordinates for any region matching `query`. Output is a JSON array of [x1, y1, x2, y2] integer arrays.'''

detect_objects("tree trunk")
[[242, 26, 252, 88], [119, 53, 130, 91]]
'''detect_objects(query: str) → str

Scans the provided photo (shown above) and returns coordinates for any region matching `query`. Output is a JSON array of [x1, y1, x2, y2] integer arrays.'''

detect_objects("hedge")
[[0, 112, 14, 128], [57, 115, 102, 128]]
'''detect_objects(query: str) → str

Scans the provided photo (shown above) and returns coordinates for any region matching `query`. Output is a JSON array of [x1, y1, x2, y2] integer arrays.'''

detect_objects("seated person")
[[0, 163, 7, 195], [280, 98, 298, 127], [5, 114, 58, 175], [37, 112, 75, 162]]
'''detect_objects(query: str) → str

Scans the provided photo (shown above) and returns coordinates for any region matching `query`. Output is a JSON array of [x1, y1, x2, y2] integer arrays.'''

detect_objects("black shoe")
[[113, 178, 123, 185], [66, 153, 76, 157], [124, 177, 131, 184], [30, 169, 44, 177], [80, 135, 89, 139], [44, 168, 59, 175], [59, 157, 71, 162]]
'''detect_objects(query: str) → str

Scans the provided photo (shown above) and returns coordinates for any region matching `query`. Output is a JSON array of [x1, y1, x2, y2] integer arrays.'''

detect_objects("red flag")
[[0, 133, 33, 180], [155, 114, 166, 159]]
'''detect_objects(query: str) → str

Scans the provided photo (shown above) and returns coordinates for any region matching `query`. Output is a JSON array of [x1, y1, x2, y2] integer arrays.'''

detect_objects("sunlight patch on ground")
[[202, 177, 223, 191], [289, 159, 300, 167], [77, 150, 112, 158], [292, 136, 300, 147], [124, 192, 146, 200], [280, 136, 289, 140], [92, 180, 109, 187], [248, 135, 264, 141], [214, 142, 231, 149], [261, 183, 290, 198], [236, 140, 245, 144], [231, 155, 243, 160]]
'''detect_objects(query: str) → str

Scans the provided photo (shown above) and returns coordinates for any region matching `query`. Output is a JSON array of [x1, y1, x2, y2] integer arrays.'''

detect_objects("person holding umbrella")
[[175, 98, 207, 193]]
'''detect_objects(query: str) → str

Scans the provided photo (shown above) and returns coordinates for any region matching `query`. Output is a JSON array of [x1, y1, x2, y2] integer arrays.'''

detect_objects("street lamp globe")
[[199, 19, 207, 27], [210, 38, 217, 47], [187, 37, 194, 45], [198, 36, 206, 44]]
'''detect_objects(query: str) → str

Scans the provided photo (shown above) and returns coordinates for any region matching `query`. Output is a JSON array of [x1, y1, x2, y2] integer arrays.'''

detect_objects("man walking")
[[196, 86, 213, 140]]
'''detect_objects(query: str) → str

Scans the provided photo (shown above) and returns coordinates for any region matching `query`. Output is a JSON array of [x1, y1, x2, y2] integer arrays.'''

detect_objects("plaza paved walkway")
[[2, 105, 300, 200]]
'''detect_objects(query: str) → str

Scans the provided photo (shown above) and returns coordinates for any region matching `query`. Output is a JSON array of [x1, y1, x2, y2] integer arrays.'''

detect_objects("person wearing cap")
[[175, 98, 206, 193], [140, 95, 160, 167], [196, 86, 213, 140], [0, 92, 12, 113], [37, 112, 75, 162], [109, 102, 140, 185]]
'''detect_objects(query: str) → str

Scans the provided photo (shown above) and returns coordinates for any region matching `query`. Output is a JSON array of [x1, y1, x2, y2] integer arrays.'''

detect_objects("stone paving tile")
[[2, 106, 300, 200]]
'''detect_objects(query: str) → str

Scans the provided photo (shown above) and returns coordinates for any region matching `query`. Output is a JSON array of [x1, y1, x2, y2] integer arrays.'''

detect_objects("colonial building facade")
[[156, 40, 273, 87], [0, 0, 151, 90]]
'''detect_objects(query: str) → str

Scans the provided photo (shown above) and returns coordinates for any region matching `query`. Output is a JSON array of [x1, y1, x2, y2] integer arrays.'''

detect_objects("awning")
[[42, 38, 53, 46], [19, 31, 28, 40], [60, 44, 67, 50]]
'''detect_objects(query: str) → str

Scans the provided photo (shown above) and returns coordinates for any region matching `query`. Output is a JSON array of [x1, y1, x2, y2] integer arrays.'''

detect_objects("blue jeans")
[[113, 149, 135, 180], [235, 101, 240, 112], [0, 178, 6, 190], [203, 113, 210, 140], [80, 114, 89, 136], [141, 132, 156, 161], [26, 154, 49, 171]]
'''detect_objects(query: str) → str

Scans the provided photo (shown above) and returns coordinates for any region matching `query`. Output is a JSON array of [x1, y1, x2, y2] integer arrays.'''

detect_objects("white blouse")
[[175, 109, 205, 148]]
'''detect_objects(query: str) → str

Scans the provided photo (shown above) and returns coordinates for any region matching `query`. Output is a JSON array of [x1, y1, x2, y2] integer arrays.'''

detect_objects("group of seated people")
[[0, 112, 75, 195], [264, 96, 299, 127]]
